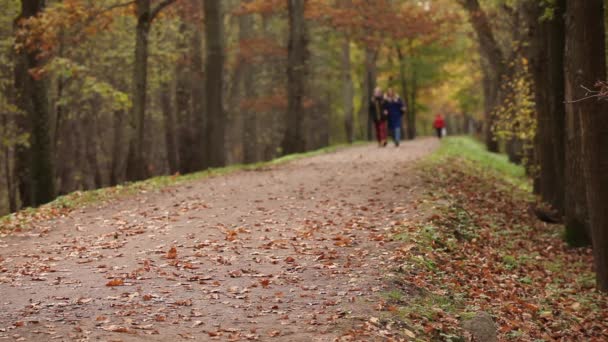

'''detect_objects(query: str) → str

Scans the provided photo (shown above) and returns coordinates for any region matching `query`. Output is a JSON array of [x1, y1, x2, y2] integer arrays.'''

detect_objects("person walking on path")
[[385, 88, 405, 147], [370, 87, 388, 147], [433, 114, 445, 139]]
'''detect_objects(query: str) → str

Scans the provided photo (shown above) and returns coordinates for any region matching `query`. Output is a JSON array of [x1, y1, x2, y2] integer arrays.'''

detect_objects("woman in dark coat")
[[385, 88, 405, 146]]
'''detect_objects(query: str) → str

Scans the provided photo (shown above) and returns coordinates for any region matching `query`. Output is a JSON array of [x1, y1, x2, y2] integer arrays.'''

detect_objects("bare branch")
[[564, 82, 608, 104], [151, 0, 178, 21]]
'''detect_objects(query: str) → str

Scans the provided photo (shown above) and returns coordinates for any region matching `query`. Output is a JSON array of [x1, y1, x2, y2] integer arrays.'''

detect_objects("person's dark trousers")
[[436, 128, 442, 139]]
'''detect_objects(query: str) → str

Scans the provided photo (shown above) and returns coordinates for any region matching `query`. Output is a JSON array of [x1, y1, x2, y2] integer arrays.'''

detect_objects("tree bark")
[[126, 0, 152, 181], [396, 46, 413, 140], [14, 0, 56, 207], [342, 37, 354, 143], [282, 0, 308, 154], [191, 20, 205, 170], [564, 1, 593, 247], [526, 0, 567, 214], [110, 110, 125, 186], [203, 0, 226, 167], [161, 82, 179, 174], [565, 0, 608, 291], [238, 4, 258, 164], [459, 0, 504, 152]]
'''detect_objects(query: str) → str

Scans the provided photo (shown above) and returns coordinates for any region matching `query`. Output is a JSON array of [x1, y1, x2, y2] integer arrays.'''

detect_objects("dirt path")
[[0, 139, 438, 342]]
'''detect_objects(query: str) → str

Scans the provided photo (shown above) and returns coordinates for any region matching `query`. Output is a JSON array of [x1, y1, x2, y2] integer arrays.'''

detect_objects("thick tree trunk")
[[564, 1, 593, 247], [126, 0, 151, 181], [203, 0, 225, 167], [565, 0, 608, 291], [460, 0, 504, 152], [282, 0, 308, 154], [14, 0, 55, 207], [526, 0, 567, 214], [342, 37, 354, 143]]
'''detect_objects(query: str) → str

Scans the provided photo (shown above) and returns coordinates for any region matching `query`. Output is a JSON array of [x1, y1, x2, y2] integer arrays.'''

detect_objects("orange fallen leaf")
[[260, 279, 270, 288], [106, 278, 124, 287], [166, 246, 178, 259]]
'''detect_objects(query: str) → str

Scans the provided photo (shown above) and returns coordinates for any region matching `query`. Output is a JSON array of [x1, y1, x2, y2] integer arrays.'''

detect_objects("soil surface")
[[0, 139, 438, 341]]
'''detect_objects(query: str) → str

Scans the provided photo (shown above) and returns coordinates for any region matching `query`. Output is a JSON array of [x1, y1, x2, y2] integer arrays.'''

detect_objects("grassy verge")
[[0, 143, 357, 233], [383, 136, 606, 341]]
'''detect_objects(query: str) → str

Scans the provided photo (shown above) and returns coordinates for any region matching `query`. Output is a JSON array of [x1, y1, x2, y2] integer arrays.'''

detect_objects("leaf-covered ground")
[[2, 137, 605, 342], [378, 137, 608, 341], [0, 139, 438, 341]]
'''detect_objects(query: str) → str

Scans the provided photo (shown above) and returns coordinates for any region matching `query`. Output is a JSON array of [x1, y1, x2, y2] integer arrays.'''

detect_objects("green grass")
[[428, 136, 530, 191], [0, 142, 361, 231]]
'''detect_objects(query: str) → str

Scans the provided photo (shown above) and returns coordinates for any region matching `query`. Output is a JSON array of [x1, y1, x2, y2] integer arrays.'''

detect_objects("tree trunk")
[[459, 0, 504, 152], [84, 108, 103, 189], [396, 46, 413, 140], [110, 110, 125, 186], [161, 82, 179, 174], [342, 37, 354, 143], [565, 0, 608, 291], [14, 0, 55, 207], [239, 5, 258, 164], [409, 66, 418, 140], [1, 113, 16, 213], [563, 3, 593, 247], [203, 0, 225, 167], [126, 0, 151, 181], [526, 0, 567, 214], [282, 0, 308, 154], [191, 20, 205, 170], [357, 47, 377, 141]]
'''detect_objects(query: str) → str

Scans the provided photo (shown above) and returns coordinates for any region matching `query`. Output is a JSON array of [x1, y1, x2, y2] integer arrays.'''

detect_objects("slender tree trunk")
[[282, 0, 308, 154], [110, 110, 125, 186], [357, 47, 377, 141], [174, 23, 195, 173], [161, 82, 179, 174], [84, 109, 103, 188], [396, 46, 413, 140], [1, 113, 16, 213], [459, 0, 504, 152], [203, 0, 225, 167], [565, 0, 608, 291], [191, 20, 205, 170], [239, 5, 258, 164], [342, 37, 354, 143], [14, 0, 55, 207], [409, 67, 418, 139]]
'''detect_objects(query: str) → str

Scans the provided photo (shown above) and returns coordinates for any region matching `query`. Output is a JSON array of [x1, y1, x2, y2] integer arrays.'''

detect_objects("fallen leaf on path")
[[166, 247, 178, 259], [106, 279, 124, 287]]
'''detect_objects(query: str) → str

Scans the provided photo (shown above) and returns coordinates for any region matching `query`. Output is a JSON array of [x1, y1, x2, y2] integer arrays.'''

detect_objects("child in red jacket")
[[433, 114, 445, 139]]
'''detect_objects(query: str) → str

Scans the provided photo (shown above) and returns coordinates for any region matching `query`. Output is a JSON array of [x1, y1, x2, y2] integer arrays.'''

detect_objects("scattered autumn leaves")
[[380, 156, 608, 341]]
